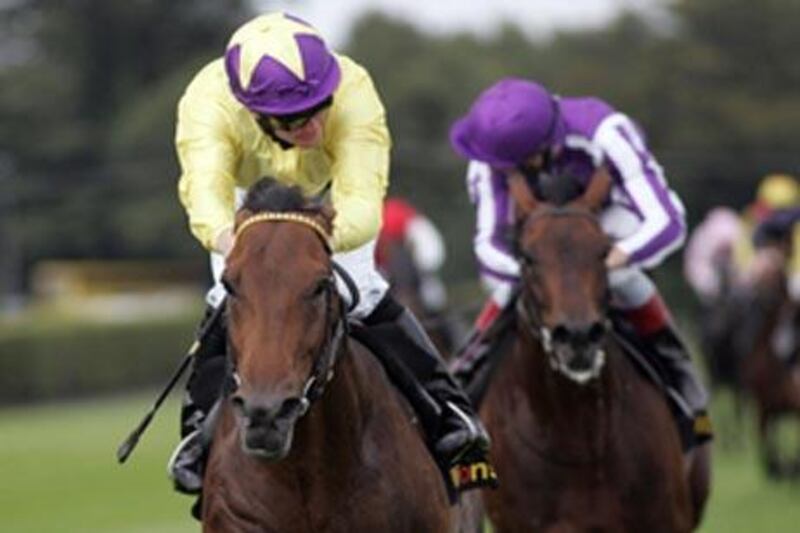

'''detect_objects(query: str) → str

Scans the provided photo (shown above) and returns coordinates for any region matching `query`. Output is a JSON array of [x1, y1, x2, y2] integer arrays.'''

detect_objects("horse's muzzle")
[[232, 395, 305, 460], [550, 320, 608, 384]]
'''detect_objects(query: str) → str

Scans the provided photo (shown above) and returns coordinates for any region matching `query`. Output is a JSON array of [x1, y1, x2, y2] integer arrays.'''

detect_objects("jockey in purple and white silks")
[[450, 78, 712, 450]]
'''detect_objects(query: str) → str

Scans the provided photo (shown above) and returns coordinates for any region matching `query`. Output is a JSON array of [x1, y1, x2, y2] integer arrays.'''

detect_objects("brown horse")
[[738, 248, 800, 477], [201, 183, 480, 532], [479, 172, 710, 532]]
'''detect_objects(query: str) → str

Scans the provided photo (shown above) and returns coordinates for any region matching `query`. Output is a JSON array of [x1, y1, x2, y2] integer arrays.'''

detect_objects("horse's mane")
[[242, 177, 319, 214]]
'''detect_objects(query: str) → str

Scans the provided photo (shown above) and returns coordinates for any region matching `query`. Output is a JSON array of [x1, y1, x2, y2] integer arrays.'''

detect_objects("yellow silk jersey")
[[175, 54, 391, 252]]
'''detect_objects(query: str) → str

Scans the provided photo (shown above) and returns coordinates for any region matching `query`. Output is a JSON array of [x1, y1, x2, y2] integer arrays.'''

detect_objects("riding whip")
[[116, 299, 226, 464]]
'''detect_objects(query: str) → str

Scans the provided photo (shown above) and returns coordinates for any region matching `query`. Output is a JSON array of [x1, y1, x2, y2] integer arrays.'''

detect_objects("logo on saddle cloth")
[[449, 459, 499, 491]]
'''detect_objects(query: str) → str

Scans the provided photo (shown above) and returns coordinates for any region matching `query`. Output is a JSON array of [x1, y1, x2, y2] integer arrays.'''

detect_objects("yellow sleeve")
[[328, 65, 391, 252], [175, 69, 242, 251]]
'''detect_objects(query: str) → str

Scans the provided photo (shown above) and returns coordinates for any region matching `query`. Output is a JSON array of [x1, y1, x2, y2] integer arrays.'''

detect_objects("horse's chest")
[[519, 466, 688, 532]]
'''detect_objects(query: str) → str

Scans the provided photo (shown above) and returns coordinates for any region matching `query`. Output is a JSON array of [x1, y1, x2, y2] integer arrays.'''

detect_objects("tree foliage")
[[2, 1, 800, 289]]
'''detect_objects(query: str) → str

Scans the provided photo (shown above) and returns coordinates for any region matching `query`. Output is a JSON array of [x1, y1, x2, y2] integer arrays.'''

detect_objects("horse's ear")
[[314, 203, 336, 234], [574, 166, 612, 212], [234, 208, 254, 230], [508, 171, 539, 217], [320, 203, 336, 223]]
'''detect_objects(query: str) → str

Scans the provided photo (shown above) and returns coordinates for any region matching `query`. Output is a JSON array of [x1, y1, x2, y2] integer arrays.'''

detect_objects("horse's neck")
[[286, 347, 368, 469]]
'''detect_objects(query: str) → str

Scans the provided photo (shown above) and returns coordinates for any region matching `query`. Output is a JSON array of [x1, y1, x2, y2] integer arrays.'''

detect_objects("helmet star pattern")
[[228, 13, 314, 86], [225, 12, 341, 115]]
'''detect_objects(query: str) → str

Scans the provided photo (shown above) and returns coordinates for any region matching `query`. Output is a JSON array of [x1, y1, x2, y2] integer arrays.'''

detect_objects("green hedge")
[[0, 314, 199, 405]]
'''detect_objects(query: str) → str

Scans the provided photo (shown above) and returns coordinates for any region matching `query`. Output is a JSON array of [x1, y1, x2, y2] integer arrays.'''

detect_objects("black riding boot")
[[363, 295, 490, 465], [644, 324, 713, 449], [167, 304, 227, 495]]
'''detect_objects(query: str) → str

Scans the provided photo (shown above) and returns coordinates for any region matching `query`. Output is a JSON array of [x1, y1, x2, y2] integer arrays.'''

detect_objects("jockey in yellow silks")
[[169, 12, 489, 497]]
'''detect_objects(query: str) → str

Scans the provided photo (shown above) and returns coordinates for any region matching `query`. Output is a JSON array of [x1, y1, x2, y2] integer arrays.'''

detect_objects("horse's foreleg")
[[758, 412, 782, 479]]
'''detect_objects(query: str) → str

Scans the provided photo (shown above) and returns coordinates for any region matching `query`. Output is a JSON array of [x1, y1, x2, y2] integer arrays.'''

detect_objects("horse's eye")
[[310, 278, 332, 299], [521, 253, 538, 268]]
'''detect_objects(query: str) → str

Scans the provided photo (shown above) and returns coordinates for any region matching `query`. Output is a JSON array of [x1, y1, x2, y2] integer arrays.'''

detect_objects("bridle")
[[226, 210, 347, 417], [514, 205, 609, 384]]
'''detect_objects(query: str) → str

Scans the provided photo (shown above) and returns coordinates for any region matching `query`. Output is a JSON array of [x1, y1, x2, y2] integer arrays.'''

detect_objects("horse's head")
[[223, 178, 344, 460], [510, 169, 613, 384]]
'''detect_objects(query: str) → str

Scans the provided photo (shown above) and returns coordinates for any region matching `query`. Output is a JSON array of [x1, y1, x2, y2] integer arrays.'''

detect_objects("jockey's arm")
[[327, 66, 391, 253], [466, 161, 520, 307], [175, 87, 240, 254], [593, 114, 686, 270]]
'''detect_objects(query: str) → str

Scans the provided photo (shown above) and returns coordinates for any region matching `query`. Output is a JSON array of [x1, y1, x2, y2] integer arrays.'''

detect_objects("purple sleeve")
[[596, 114, 686, 268], [466, 161, 521, 283]]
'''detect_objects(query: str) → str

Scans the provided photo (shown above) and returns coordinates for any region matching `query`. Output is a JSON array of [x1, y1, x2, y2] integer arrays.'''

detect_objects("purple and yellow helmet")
[[450, 78, 564, 168], [224, 13, 341, 116]]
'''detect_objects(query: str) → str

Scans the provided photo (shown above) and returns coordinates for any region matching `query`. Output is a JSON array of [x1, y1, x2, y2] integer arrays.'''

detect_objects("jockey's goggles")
[[259, 96, 333, 132]]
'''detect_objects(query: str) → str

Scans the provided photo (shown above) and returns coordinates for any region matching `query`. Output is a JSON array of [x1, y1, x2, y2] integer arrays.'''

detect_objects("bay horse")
[[201, 180, 481, 532], [479, 172, 710, 532], [737, 247, 800, 478]]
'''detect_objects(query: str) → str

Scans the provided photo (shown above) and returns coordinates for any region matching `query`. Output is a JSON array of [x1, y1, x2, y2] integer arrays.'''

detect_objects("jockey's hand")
[[605, 246, 630, 270], [215, 227, 235, 257]]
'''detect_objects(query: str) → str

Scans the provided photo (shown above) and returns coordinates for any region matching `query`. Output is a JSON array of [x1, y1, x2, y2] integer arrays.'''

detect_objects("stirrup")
[[167, 429, 205, 495], [435, 401, 490, 464]]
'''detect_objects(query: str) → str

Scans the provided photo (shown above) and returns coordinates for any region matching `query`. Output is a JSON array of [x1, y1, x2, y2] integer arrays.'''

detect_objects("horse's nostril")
[[588, 322, 607, 344], [551, 324, 571, 345], [231, 395, 246, 415]]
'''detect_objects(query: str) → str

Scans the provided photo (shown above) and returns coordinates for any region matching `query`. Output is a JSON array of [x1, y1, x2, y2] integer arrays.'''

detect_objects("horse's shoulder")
[[343, 330, 417, 413]]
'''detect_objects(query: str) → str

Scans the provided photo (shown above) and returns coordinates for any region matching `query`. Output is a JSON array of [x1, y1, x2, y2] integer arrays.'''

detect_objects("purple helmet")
[[450, 78, 564, 168], [224, 12, 341, 116]]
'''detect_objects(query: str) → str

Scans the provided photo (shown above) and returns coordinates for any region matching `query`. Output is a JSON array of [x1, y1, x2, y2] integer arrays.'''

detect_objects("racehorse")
[[479, 172, 710, 532], [201, 180, 481, 532], [737, 248, 800, 478], [696, 267, 749, 444]]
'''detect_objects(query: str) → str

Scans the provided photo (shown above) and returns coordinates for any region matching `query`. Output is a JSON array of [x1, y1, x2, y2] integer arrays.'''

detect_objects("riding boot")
[[363, 294, 490, 465], [167, 304, 228, 495], [621, 293, 712, 450]]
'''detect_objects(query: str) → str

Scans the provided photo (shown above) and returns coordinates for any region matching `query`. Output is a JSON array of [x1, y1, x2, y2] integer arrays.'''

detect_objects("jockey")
[[449, 78, 712, 449], [376, 197, 448, 313], [739, 174, 800, 297], [169, 12, 488, 495], [684, 207, 744, 306]]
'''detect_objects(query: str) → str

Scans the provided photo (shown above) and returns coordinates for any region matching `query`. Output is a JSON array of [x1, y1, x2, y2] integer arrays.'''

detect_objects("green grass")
[[2, 391, 800, 532], [697, 390, 800, 533], [0, 394, 197, 533]]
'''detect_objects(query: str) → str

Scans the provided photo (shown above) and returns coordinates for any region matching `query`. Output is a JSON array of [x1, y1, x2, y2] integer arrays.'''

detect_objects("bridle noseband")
[[227, 210, 347, 417]]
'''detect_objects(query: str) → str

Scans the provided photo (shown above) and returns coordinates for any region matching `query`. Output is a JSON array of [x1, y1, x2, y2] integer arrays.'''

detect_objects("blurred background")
[[1, 0, 799, 531]]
